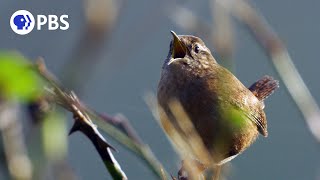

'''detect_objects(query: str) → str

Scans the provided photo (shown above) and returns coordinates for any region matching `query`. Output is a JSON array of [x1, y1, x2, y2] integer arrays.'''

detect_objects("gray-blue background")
[[1, 0, 319, 179]]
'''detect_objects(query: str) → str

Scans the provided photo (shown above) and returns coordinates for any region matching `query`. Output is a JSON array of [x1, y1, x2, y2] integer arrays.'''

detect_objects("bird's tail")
[[249, 75, 279, 101]]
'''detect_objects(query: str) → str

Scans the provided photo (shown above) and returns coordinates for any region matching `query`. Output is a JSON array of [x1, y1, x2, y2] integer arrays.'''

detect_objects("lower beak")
[[167, 58, 176, 65]]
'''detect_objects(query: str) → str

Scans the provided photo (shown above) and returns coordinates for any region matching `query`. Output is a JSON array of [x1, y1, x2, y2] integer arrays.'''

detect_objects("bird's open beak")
[[168, 31, 187, 65]]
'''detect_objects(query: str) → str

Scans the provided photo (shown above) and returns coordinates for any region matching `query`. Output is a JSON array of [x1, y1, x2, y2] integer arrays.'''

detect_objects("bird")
[[157, 31, 279, 173]]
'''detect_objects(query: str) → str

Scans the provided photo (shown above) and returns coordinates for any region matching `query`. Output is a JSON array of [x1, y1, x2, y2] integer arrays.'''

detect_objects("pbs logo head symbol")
[[10, 10, 35, 35]]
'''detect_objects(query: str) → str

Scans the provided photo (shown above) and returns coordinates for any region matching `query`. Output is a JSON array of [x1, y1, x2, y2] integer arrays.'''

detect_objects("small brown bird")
[[157, 31, 279, 168]]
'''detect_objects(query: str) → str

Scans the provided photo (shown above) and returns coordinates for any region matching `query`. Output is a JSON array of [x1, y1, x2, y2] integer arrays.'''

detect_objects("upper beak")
[[168, 31, 187, 65]]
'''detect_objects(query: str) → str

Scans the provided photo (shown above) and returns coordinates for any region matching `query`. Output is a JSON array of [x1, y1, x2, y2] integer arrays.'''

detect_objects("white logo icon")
[[10, 10, 35, 35]]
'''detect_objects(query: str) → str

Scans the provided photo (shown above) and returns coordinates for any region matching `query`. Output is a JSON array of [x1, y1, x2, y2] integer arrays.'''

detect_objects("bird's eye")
[[194, 45, 200, 53]]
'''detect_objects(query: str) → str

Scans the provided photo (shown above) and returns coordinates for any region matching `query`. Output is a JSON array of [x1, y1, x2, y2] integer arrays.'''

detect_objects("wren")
[[157, 31, 279, 166]]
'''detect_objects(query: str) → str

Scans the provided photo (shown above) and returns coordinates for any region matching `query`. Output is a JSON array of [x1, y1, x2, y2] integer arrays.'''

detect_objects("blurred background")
[[0, 0, 320, 179]]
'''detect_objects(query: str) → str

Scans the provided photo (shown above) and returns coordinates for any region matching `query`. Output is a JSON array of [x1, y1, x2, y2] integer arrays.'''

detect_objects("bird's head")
[[165, 31, 217, 70]]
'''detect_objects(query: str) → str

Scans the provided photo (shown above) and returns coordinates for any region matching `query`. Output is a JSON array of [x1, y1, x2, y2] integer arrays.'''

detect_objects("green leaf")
[[0, 52, 43, 101]]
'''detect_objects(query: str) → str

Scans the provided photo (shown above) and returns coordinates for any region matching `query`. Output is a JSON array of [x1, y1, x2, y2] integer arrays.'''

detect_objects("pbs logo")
[[10, 10, 69, 35], [10, 10, 35, 35]]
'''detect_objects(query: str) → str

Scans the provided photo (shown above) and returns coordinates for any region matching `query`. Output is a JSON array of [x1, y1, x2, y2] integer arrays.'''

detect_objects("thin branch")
[[96, 113, 144, 145], [36, 59, 126, 179], [35, 58, 167, 179]]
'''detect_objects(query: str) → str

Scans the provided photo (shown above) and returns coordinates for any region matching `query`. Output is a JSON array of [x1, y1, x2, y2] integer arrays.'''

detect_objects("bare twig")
[[96, 113, 144, 145], [35, 58, 167, 179], [86, 107, 167, 180], [36, 59, 127, 179]]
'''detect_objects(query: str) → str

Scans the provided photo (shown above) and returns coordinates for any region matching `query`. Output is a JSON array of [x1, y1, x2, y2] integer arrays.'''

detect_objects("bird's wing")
[[218, 94, 267, 137], [213, 66, 268, 136]]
